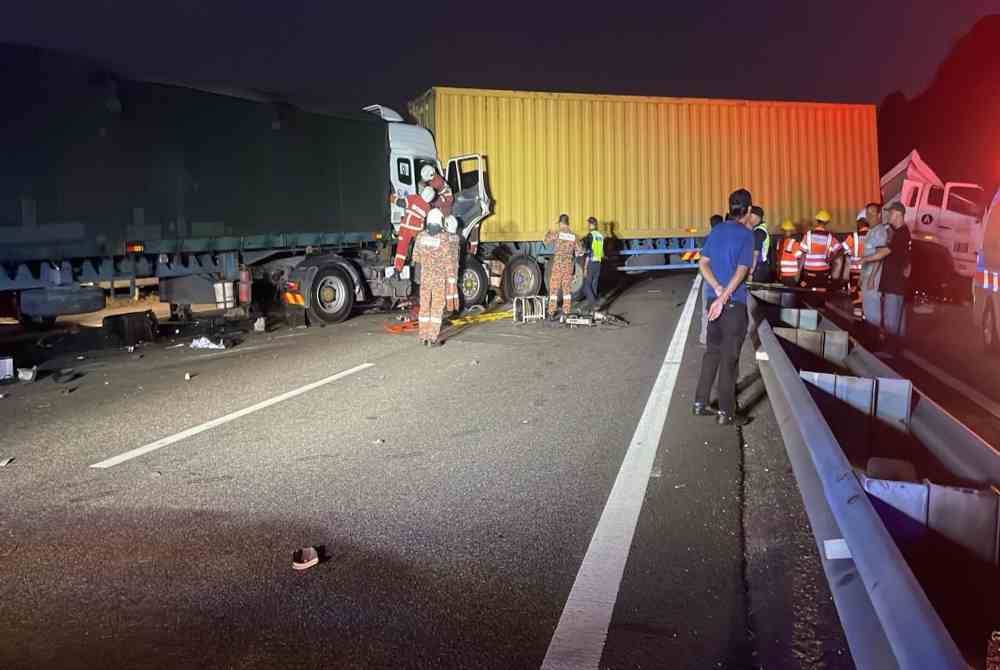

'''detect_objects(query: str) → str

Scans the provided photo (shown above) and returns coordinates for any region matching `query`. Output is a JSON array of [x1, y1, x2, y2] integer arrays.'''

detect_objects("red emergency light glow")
[[125, 242, 145, 253]]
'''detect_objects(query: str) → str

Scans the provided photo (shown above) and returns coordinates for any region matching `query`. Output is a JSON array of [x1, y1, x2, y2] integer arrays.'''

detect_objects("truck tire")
[[460, 258, 489, 308], [308, 265, 354, 324], [503, 255, 542, 299], [982, 303, 999, 354], [18, 315, 57, 331]]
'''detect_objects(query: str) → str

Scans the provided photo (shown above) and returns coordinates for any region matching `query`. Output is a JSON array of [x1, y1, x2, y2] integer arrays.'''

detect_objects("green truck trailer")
[[0, 46, 490, 327]]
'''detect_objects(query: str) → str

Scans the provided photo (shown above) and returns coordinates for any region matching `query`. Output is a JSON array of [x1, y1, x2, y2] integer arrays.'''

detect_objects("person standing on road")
[[862, 202, 910, 355], [412, 209, 451, 347], [799, 209, 841, 290], [579, 216, 605, 312], [393, 186, 436, 273], [748, 206, 772, 283], [544, 214, 579, 320], [694, 189, 755, 426], [444, 215, 461, 313], [777, 219, 803, 286], [858, 202, 890, 341], [841, 210, 871, 314], [699, 214, 725, 346]]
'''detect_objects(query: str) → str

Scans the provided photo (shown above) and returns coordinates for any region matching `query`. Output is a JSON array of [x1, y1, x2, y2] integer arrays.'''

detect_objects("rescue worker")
[[393, 185, 436, 272], [420, 164, 454, 217], [748, 206, 772, 283], [579, 216, 605, 312], [544, 214, 579, 319], [412, 209, 450, 347], [444, 215, 461, 313], [840, 210, 870, 312], [799, 209, 841, 289], [777, 219, 803, 286]]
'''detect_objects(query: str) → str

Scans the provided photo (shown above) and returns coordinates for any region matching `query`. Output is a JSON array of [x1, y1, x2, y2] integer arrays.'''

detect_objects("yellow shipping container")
[[409, 87, 880, 241]]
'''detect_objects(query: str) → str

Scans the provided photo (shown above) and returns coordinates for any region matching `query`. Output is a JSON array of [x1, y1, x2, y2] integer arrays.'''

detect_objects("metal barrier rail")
[[755, 314, 967, 669]]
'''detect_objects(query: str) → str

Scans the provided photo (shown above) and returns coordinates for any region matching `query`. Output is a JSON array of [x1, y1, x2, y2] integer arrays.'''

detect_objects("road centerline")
[[89, 362, 375, 469], [541, 275, 702, 670]]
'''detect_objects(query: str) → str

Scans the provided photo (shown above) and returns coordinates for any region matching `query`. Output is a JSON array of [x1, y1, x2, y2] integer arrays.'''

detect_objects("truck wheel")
[[983, 303, 999, 354], [570, 258, 586, 298], [19, 315, 57, 331], [503, 255, 542, 298], [308, 265, 354, 324], [460, 259, 489, 308]]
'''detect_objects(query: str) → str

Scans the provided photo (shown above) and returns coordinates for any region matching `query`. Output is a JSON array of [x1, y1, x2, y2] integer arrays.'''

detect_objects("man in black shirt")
[[865, 201, 910, 354]]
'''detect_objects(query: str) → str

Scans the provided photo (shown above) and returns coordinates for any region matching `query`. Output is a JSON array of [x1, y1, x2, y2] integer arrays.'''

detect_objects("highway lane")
[[0, 273, 847, 669]]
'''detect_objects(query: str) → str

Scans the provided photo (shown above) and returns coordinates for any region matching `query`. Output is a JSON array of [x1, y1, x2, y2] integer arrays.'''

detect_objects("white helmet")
[[426, 208, 444, 227], [444, 215, 458, 234], [419, 186, 436, 203], [856, 209, 866, 222], [420, 164, 436, 182]]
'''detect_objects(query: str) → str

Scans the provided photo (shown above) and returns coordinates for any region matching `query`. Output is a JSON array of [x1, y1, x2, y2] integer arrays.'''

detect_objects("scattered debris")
[[0, 393, 6, 399], [131, 354, 144, 361], [190, 337, 225, 350], [372, 438, 386, 445], [184, 373, 194, 381], [470, 360, 480, 366], [521, 419, 529, 424], [60, 387, 76, 396], [292, 546, 320, 571], [166, 343, 185, 349], [648, 289, 662, 294], [76, 355, 86, 361], [151, 471, 162, 478], [0, 457, 13, 468], [365, 416, 377, 421], [18, 367, 37, 383], [253, 317, 267, 333], [674, 484, 687, 489]]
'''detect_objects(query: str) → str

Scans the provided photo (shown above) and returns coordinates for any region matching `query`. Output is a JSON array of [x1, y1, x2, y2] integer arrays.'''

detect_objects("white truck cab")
[[881, 150, 985, 286]]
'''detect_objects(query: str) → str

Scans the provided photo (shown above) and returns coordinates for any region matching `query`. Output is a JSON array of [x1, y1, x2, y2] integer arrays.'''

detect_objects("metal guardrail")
[[755, 313, 967, 669]]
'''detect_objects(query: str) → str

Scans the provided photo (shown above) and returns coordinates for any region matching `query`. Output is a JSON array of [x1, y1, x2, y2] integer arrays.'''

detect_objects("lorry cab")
[[881, 150, 985, 286]]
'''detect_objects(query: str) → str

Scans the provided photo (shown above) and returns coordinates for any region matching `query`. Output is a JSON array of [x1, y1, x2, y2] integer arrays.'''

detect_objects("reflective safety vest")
[[589, 231, 605, 262], [842, 232, 864, 273], [778, 237, 803, 277], [753, 224, 771, 264], [802, 227, 840, 272]]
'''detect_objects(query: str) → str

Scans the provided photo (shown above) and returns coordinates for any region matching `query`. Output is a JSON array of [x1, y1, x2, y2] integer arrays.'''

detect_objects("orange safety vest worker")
[[842, 232, 864, 274], [778, 237, 803, 278], [802, 226, 840, 272], [394, 190, 433, 271]]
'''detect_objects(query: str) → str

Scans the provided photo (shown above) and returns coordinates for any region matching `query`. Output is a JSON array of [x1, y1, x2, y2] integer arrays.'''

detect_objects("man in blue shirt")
[[694, 189, 755, 426]]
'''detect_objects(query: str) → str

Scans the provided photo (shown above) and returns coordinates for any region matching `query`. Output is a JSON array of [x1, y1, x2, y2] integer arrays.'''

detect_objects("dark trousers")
[[695, 301, 748, 415], [583, 260, 602, 307]]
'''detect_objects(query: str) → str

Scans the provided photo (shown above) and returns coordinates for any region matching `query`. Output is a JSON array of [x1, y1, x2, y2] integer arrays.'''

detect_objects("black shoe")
[[717, 412, 751, 427], [692, 403, 716, 417], [428, 340, 443, 348]]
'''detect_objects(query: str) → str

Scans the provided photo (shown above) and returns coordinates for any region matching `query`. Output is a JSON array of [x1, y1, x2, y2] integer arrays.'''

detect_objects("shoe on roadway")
[[692, 402, 716, 417], [717, 412, 751, 427]]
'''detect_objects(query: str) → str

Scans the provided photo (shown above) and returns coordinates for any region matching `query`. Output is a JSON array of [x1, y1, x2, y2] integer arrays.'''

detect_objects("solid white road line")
[[90, 362, 375, 469], [541, 275, 702, 670]]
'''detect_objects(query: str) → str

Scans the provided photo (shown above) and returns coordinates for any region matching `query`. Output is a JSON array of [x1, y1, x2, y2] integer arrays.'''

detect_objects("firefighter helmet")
[[420, 186, 436, 203], [420, 164, 436, 182], [815, 209, 832, 223]]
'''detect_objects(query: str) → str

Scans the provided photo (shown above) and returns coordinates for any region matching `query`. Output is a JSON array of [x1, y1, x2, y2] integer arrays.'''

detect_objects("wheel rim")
[[512, 266, 535, 295], [316, 276, 347, 314], [462, 268, 482, 298]]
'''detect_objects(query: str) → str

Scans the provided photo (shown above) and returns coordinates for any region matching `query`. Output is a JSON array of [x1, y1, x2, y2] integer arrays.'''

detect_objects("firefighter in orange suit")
[[544, 214, 579, 319], [799, 209, 841, 289], [444, 215, 461, 313], [420, 165, 454, 217], [412, 209, 450, 346], [394, 186, 435, 272], [777, 219, 803, 285]]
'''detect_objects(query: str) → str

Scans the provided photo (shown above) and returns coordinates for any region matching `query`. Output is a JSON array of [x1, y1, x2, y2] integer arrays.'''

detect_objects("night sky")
[[1, 1, 992, 116]]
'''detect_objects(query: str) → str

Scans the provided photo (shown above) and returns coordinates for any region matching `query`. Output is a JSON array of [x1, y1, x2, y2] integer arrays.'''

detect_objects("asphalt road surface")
[[0, 273, 850, 669]]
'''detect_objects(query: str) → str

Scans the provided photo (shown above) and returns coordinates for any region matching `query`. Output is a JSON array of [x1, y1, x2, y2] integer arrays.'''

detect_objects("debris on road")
[[190, 337, 225, 350], [76, 355, 86, 361], [131, 354, 144, 360], [470, 360, 480, 366], [0, 457, 13, 467], [17, 367, 37, 383], [184, 372, 196, 381], [372, 438, 386, 445], [292, 546, 320, 571], [253, 317, 267, 333], [60, 387, 76, 396], [166, 343, 185, 349]]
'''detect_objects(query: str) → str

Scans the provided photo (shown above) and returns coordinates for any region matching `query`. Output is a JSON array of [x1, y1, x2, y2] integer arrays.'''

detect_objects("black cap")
[[709, 214, 724, 228], [886, 202, 906, 214], [729, 188, 752, 215], [587, 216, 598, 225], [750, 205, 765, 220], [865, 201, 883, 210], [558, 213, 570, 224]]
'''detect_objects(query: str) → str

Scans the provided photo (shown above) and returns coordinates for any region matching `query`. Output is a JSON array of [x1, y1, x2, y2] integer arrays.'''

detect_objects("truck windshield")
[[947, 187, 983, 218]]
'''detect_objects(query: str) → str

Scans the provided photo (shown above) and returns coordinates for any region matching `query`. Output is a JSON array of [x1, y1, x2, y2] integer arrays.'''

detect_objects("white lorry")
[[880, 150, 985, 300]]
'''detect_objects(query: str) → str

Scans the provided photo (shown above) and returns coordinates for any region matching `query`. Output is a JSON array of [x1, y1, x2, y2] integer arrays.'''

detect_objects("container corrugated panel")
[[410, 87, 880, 242]]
